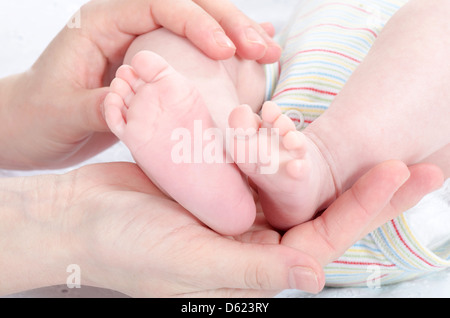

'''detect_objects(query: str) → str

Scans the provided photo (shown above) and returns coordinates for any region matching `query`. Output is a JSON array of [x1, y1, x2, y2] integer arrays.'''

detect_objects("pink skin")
[[229, 0, 450, 230], [104, 51, 256, 236], [0, 0, 281, 170], [104, 49, 332, 233], [105, 0, 450, 234], [114, 29, 329, 233], [228, 102, 336, 230]]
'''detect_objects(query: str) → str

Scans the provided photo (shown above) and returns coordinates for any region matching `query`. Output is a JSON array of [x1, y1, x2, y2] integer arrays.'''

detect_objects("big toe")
[[130, 51, 175, 83], [228, 104, 261, 131]]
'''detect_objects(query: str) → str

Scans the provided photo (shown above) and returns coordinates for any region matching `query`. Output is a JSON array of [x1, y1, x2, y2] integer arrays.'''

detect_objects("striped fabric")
[[265, 0, 410, 130], [326, 214, 450, 287], [265, 0, 450, 287]]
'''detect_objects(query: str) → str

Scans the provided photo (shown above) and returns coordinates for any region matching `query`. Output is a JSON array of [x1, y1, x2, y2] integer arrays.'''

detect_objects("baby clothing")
[[265, 0, 410, 130], [265, 0, 450, 287]]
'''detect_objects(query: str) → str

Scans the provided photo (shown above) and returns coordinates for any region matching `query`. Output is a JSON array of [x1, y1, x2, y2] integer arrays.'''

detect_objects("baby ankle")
[[304, 130, 341, 210]]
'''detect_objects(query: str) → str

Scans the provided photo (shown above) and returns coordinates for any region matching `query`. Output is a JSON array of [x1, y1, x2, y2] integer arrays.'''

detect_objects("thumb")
[[369, 163, 444, 231], [282, 160, 412, 266], [201, 240, 325, 294], [75, 87, 111, 132]]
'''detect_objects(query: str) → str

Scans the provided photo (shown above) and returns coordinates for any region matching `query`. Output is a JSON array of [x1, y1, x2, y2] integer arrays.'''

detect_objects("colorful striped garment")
[[265, 0, 410, 129], [265, 0, 450, 287]]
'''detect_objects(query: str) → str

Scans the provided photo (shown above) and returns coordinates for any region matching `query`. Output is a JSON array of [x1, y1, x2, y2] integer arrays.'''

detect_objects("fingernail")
[[269, 41, 282, 53], [288, 267, 321, 294], [246, 27, 267, 46], [214, 31, 236, 49]]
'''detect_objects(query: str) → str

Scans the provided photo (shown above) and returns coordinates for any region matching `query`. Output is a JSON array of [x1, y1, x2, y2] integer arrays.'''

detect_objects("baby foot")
[[104, 51, 256, 236], [228, 101, 336, 230]]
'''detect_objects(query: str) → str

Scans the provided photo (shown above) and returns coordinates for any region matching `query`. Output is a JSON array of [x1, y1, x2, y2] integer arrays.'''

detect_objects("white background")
[[0, 0, 449, 298]]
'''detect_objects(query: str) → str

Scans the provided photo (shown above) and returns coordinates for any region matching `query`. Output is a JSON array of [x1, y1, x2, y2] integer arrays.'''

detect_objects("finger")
[[200, 239, 325, 294], [193, 0, 282, 63], [281, 160, 411, 266], [235, 229, 282, 245], [260, 22, 276, 38], [151, 0, 239, 60], [256, 32, 282, 64], [256, 22, 281, 64], [82, 0, 236, 62], [366, 163, 444, 233], [72, 87, 110, 132]]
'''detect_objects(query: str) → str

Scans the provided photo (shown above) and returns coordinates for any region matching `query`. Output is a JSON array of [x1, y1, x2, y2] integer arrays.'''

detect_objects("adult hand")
[[282, 161, 444, 269], [0, 0, 280, 170], [0, 162, 322, 298], [0, 161, 442, 297]]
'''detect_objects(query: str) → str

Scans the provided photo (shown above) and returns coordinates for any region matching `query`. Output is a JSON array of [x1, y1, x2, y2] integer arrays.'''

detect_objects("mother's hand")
[[0, 0, 280, 170], [282, 161, 444, 270], [67, 161, 443, 297], [1, 161, 441, 297], [0, 162, 321, 297]]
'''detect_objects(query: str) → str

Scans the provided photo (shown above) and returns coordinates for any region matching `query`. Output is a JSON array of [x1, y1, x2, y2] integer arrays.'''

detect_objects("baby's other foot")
[[228, 101, 336, 230], [104, 51, 255, 236]]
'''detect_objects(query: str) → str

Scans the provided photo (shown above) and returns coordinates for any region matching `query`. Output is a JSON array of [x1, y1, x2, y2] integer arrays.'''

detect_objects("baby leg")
[[306, 0, 450, 194], [229, 0, 392, 229], [230, 0, 450, 230], [228, 102, 336, 230], [104, 49, 256, 236]]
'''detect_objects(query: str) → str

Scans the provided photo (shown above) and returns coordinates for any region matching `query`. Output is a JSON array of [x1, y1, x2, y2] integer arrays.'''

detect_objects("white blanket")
[[1, 0, 449, 298]]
